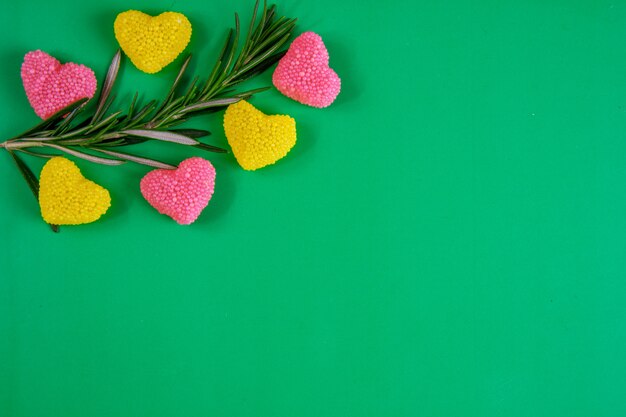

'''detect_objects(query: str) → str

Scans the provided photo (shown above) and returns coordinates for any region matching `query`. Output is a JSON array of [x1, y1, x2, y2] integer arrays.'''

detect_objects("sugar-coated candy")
[[114, 10, 192, 74], [272, 32, 341, 108], [140, 157, 216, 225], [39, 157, 111, 225], [21, 50, 97, 119], [223, 100, 296, 171]]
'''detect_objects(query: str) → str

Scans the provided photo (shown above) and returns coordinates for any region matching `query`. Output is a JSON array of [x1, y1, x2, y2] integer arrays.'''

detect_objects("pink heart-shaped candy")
[[272, 32, 341, 108], [21, 50, 97, 119], [140, 157, 216, 225]]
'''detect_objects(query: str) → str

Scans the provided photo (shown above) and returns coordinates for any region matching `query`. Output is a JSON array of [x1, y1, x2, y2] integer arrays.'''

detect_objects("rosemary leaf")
[[202, 29, 234, 95], [16, 149, 57, 159], [121, 129, 199, 145], [249, 1, 269, 47], [127, 92, 139, 121], [93, 148, 176, 169], [13, 98, 89, 139], [238, 87, 271, 100], [169, 129, 211, 138], [129, 100, 157, 124], [218, 14, 241, 86], [233, 0, 260, 70], [86, 111, 122, 135], [54, 105, 85, 135], [93, 50, 121, 123], [180, 97, 242, 113], [9, 150, 40, 199], [152, 55, 192, 120], [8, 150, 59, 232], [194, 143, 229, 153], [42, 144, 126, 165]]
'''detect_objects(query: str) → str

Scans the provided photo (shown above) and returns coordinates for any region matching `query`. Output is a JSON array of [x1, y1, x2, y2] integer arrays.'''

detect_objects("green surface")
[[1, 0, 626, 416]]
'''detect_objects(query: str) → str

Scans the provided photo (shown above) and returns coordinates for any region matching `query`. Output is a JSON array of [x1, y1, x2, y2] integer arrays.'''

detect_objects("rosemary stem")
[[3, 141, 44, 150]]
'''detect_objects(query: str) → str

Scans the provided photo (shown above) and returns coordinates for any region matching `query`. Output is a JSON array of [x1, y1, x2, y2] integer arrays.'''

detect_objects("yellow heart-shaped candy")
[[38, 157, 111, 225], [114, 10, 192, 74], [223, 100, 297, 171]]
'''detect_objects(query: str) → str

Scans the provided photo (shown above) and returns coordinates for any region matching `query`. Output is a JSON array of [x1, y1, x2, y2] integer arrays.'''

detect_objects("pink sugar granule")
[[140, 157, 216, 225], [272, 32, 341, 108], [21, 50, 97, 119]]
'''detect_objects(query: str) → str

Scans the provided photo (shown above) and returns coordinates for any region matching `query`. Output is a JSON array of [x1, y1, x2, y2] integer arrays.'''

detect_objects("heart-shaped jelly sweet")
[[38, 157, 111, 225], [140, 157, 216, 225], [272, 32, 341, 108], [21, 50, 97, 119], [223, 100, 297, 171], [114, 10, 192, 74]]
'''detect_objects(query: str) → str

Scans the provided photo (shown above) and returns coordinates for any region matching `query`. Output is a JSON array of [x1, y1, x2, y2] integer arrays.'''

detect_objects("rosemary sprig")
[[0, 0, 296, 232]]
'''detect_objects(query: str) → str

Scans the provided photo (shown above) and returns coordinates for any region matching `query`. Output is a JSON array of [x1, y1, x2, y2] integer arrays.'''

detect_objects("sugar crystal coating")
[[223, 100, 297, 171], [21, 50, 97, 119], [38, 157, 111, 225], [114, 10, 192, 74], [140, 157, 216, 225], [272, 32, 341, 108]]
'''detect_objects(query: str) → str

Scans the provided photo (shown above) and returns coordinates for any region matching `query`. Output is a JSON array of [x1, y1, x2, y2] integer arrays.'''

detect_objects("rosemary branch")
[[0, 0, 296, 232]]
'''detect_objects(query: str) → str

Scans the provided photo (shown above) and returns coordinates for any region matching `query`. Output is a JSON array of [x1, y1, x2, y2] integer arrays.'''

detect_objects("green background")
[[1, 0, 626, 415]]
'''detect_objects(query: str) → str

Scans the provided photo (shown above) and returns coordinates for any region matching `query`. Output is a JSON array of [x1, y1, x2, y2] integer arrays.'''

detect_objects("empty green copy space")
[[1, 1, 625, 416]]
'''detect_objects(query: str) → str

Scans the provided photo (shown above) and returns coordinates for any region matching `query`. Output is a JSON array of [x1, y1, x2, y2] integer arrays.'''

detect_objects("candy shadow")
[[84, 163, 143, 224], [194, 157, 236, 226], [324, 37, 360, 106], [282, 115, 315, 169], [238, 117, 313, 180]]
